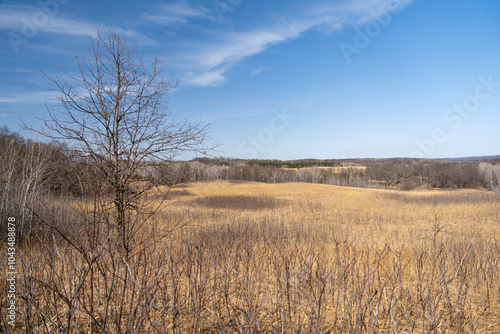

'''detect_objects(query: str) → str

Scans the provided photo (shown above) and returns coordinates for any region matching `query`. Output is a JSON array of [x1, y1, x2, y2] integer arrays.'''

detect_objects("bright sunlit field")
[[147, 181, 500, 332], [5, 181, 500, 333], [166, 181, 499, 244]]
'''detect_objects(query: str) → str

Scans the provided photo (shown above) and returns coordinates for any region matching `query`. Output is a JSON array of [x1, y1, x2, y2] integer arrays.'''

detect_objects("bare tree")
[[0, 127, 50, 238], [26, 29, 213, 249]]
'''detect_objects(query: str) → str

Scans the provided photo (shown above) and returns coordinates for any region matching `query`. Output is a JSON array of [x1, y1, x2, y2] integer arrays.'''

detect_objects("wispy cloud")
[[184, 67, 228, 87], [0, 91, 58, 104], [179, 19, 314, 86], [251, 67, 272, 77], [142, 1, 212, 26], [0, 5, 95, 35], [0, 67, 34, 73], [185, 23, 311, 70], [178, 0, 416, 87], [0, 4, 153, 44], [310, 0, 414, 26]]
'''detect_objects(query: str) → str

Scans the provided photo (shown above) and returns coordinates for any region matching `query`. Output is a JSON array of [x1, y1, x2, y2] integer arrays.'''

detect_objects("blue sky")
[[1, 0, 499, 159]]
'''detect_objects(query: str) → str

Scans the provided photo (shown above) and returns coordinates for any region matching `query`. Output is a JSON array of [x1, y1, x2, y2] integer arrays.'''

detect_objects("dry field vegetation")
[[3, 181, 499, 333]]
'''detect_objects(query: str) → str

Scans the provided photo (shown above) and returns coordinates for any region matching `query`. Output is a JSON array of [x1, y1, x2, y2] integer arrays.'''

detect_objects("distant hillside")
[[442, 155, 500, 162]]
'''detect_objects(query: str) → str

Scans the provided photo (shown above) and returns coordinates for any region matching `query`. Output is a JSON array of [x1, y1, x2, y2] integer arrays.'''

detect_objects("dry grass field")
[[167, 181, 498, 243], [2, 181, 500, 333]]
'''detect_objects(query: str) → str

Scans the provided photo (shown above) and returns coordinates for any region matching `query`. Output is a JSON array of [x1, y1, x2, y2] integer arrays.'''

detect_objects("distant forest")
[[183, 156, 500, 191]]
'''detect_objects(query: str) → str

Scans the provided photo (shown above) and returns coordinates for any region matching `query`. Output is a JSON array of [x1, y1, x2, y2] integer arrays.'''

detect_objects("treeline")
[[248, 160, 336, 168], [0, 127, 102, 239], [0, 127, 53, 237], [197, 157, 365, 169], [366, 159, 490, 190], [154, 161, 367, 187], [182, 157, 500, 191]]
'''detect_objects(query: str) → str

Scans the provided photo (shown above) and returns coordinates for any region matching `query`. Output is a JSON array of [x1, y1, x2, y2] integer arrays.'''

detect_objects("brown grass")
[[185, 195, 287, 211], [2, 181, 499, 333]]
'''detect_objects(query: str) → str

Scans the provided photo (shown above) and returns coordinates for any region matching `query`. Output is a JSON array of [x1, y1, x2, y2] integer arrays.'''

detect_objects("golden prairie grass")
[[2, 181, 499, 333], [165, 181, 499, 243], [157, 181, 499, 332]]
